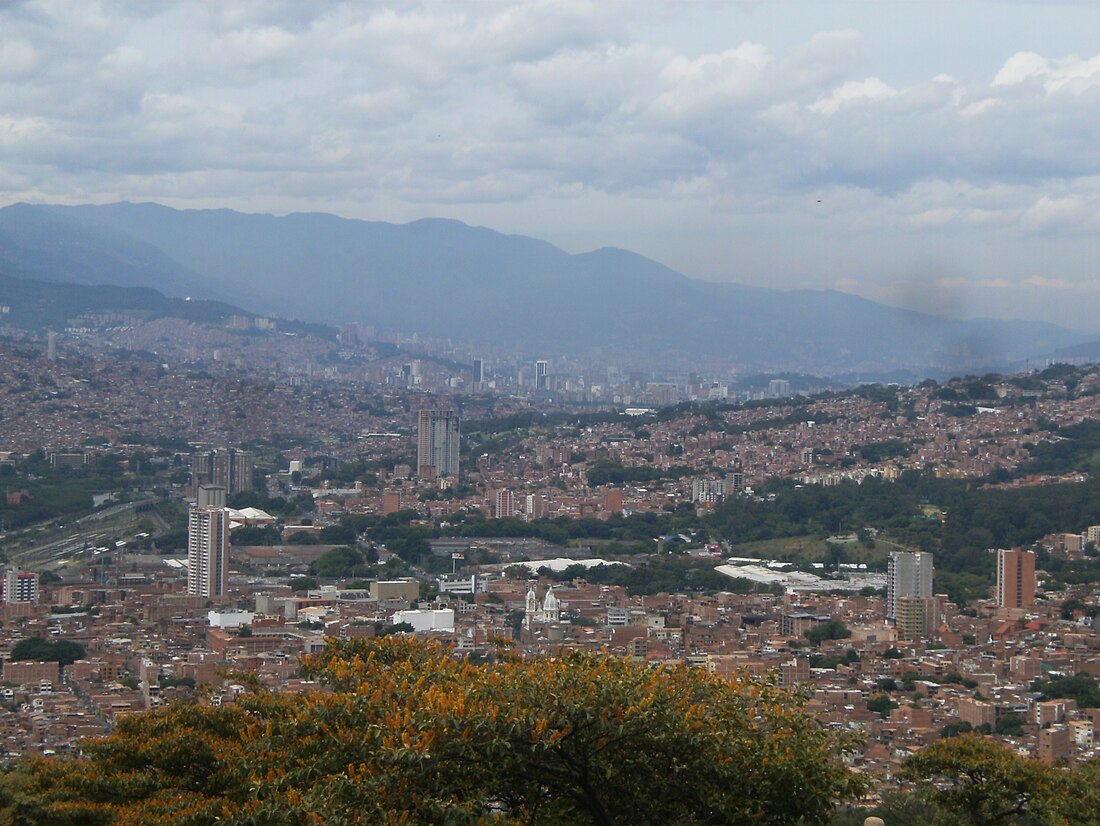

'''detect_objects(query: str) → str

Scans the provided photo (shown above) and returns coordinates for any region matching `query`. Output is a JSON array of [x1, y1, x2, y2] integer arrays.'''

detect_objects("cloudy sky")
[[2, 1, 1100, 330]]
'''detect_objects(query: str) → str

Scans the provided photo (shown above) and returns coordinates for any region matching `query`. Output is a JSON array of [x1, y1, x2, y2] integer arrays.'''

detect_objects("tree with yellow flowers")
[[0, 636, 867, 825]]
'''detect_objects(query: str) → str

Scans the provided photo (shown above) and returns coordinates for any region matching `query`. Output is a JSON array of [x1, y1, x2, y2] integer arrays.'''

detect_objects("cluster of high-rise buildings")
[[183, 449, 253, 600], [886, 547, 1038, 640], [191, 448, 253, 495]]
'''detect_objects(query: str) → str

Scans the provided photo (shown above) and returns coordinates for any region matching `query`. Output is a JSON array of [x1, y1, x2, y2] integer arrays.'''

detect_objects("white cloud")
[[1021, 194, 1096, 232], [809, 77, 896, 115], [650, 42, 772, 118], [0, 115, 50, 148], [994, 50, 1100, 94], [0, 39, 38, 78], [992, 51, 1049, 86], [959, 97, 1000, 117]]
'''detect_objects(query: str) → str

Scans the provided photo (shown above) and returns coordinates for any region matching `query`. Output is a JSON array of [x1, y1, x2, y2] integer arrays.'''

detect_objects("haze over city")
[[2, 0, 1100, 329]]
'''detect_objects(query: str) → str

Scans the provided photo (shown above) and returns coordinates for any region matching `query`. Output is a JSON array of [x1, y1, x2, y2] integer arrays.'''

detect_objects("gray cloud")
[[1, 1, 1100, 330]]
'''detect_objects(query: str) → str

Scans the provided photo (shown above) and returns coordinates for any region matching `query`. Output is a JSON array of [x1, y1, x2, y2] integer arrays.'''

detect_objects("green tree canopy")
[[900, 734, 1100, 826], [805, 618, 851, 647], [1034, 673, 1100, 709], [9, 637, 85, 667], [308, 545, 365, 578]]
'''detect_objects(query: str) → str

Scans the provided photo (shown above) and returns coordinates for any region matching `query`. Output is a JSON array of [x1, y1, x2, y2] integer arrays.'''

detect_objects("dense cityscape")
[[2, 323, 1100, 819]]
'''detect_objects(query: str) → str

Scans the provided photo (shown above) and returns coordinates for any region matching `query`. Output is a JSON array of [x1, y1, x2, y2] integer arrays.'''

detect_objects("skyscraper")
[[534, 360, 549, 391], [887, 550, 933, 624], [417, 409, 460, 478], [187, 506, 230, 598], [192, 448, 253, 495], [997, 548, 1036, 610], [495, 489, 515, 519], [472, 358, 484, 385]]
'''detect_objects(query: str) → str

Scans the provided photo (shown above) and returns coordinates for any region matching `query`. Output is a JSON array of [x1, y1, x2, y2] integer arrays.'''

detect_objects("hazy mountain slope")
[[0, 201, 1085, 372], [0, 271, 245, 332], [0, 204, 220, 298], [1043, 339, 1100, 362]]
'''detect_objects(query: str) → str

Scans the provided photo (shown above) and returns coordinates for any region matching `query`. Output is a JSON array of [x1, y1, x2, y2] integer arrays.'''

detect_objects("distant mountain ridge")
[[0, 269, 333, 340], [0, 201, 1086, 374]]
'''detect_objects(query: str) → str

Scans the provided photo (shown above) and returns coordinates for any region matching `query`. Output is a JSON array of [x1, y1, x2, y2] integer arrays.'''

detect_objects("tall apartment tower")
[[187, 506, 230, 598], [887, 551, 933, 624], [997, 548, 1036, 610], [0, 568, 40, 604], [192, 448, 253, 495], [472, 358, 485, 385], [726, 458, 745, 493], [417, 410, 460, 478], [525, 492, 548, 521], [534, 360, 549, 391], [896, 595, 943, 641], [495, 489, 515, 519]]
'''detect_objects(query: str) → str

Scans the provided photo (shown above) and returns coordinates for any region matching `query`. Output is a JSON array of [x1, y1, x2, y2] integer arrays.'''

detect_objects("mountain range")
[[0, 201, 1088, 375]]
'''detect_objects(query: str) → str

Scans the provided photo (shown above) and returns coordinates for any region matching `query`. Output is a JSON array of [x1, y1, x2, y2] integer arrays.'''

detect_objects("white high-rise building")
[[534, 360, 549, 391], [691, 479, 725, 503], [0, 569, 39, 604], [886, 551, 933, 624], [417, 409, 460, 478], [187, 506, 230, 598]]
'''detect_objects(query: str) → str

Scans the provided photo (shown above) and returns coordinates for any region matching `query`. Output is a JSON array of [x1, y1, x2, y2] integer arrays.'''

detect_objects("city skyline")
[[2, 332, 1100, 794]]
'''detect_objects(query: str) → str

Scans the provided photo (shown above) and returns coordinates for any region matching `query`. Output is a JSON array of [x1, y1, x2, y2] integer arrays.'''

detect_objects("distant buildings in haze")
[[768, 378, 791, 398]]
